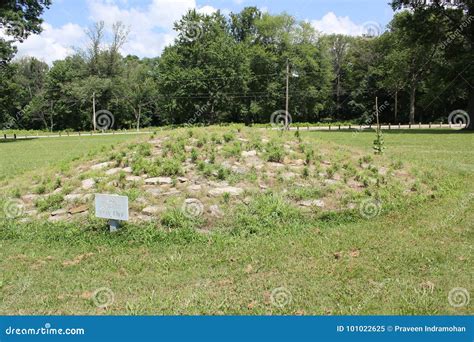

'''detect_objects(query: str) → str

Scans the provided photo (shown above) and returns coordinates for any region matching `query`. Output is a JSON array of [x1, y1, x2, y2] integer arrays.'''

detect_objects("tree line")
[[0, 0, 473, 131]]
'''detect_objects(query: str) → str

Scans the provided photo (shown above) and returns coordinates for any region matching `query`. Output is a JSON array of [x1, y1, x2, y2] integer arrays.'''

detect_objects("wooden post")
[[375, 97, 380, 130], [329, 125, 331, 131], [285, 59, 290, 131], [419, 122, 421, 129], [440, 121, 442, 128], [349, 124, 351, 130], [3, 134, 6, 140], [13, 134, 17, 140], [398, 123, 401, 129], [388, 123, 391, 130], [92, 92, 97, 132], [338, 125, 341, 131], [429, 122, 432, 128], [409, 123, 411, 129]]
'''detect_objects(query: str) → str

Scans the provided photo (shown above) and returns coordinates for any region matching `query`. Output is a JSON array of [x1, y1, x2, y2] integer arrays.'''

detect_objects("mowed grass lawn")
[[0, 134, 142, 180], [0, 129, 472, 315]]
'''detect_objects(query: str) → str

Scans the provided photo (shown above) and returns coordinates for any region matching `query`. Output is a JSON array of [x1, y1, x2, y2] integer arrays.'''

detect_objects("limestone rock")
[[105, 168, 122, 176], [126, 176, 142, 182], [298, 200, 325, 208], [209, 186, 243, 197], [209, 205, 224, 218], [187, 184, 202, 192], [242, 150, 257, 158], [90, 162, 111, 170], [145, 177, 173, 185], [81, 179, 95, 190], [51, 209, 67, 217], [142, 206, 161, 216], [68, 205, 88, 215]]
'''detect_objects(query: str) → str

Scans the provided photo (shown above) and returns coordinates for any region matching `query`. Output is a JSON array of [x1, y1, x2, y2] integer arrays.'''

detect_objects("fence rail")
[[1, 122, 469, 140], [284, 122, 467, 132]]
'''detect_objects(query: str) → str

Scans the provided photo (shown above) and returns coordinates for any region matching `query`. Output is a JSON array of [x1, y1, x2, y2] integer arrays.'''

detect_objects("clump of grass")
[[305, 149, 314, 165], [196, 137, 207, 148], [158, 158, 183, 177], [391, 160, 404, 170], [302, 167, 310, 178], [35, 184, 47, 195], [287, 187, 324, 201], [136, 143, 152, 157], [209, 151, 216, 164], [359, 155, 373, 165], [223, 132, 235, 143], [53, 177, 62, 190], [217, 166, 229, 180], [223, 142, 242, 159], [265, 142, 285, 163], [211, 134, 222, 145], [160, 208, 197, 230], [227, 193, 302, 236], [191, 148, 199, 163], [35, 194, 64, 212]]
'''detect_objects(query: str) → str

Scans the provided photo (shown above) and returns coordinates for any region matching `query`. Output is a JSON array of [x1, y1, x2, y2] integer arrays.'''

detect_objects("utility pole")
[[92, 92, 97, 131], [285, 58, 290, 130]]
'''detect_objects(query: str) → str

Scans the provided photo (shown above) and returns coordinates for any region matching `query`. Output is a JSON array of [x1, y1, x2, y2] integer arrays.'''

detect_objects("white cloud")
[[14, 23, 86, 64], [12, 0, 219, 64], [311, 12, 383, 37], [86, 0, 218, 58]]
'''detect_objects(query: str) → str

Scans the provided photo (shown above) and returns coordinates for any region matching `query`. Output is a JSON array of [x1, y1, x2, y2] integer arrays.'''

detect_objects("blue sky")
[[14, 0, 395, 64]]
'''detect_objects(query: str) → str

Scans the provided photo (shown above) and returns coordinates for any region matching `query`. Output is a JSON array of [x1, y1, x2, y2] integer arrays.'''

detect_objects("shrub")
[[223, 132, 235, 143], [191, 148, 199, 163], [265, 142, 285, 163], [160, 208, 196, 230], [35, 194, 64, 212], [159, 158, 183, 176]]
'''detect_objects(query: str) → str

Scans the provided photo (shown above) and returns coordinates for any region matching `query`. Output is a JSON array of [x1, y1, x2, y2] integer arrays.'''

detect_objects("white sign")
[[95, 194, 129, 221]]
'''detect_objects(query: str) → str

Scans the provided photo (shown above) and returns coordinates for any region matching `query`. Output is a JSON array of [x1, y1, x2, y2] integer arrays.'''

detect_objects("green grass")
[[0, 128, 472, 315], [0, 135, 141, 180]]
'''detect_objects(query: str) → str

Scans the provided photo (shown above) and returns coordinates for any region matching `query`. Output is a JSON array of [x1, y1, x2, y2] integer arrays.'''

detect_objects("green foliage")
[[265, 142, 285, 163], [373, 129, 385, 155], [35, 194, 64, 212]]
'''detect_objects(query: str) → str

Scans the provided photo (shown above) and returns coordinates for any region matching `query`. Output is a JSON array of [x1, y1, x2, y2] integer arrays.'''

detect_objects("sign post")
[[95, 194, 129, 232]]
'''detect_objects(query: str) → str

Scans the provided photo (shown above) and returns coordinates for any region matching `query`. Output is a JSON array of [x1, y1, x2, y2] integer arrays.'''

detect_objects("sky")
[[12, 0, 395, 64]]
